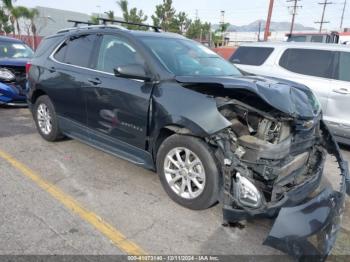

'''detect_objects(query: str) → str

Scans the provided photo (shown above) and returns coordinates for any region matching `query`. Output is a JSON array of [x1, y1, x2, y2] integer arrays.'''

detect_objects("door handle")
[[88, 77, 102, 85], [332, 88, 350, 95]]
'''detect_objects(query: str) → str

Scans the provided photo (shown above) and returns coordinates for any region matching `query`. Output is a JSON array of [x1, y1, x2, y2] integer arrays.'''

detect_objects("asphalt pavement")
[[0, 107, 349, 258]]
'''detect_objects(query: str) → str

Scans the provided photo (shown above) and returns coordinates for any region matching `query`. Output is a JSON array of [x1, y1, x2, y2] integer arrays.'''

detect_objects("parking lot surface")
[[0, 107, 349, 256]]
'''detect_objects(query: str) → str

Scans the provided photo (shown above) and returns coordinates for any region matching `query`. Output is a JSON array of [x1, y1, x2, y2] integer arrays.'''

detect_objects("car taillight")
[[25, 62, 32, 76]]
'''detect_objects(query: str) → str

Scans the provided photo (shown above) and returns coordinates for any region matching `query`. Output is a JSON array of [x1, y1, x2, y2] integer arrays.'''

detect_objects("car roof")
[[239, 41, 350, 52], [0, 36, 25, 44]]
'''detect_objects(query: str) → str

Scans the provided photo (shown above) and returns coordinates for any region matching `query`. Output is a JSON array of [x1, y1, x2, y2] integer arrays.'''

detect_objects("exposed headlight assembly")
[[234, 172, 262, 208], [0, 68, 15, 81]]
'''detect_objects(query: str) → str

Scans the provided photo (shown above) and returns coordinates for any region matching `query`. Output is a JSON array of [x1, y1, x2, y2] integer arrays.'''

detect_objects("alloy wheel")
[[163, 147, 206, 199], [37, 103, 52, 135]]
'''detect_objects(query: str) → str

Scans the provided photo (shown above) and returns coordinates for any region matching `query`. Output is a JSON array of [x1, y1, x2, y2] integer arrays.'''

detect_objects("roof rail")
[[67, 20, 96, 27], [97, 18, 161, 32]]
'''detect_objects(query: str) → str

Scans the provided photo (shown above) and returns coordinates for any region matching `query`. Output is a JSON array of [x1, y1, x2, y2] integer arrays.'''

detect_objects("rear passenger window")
[[54, 34, 97, 68], [337, 52, 350, 82], [279, 48, 334, 78], [36, 36, 63, 58], [230, 47, 274, 66]]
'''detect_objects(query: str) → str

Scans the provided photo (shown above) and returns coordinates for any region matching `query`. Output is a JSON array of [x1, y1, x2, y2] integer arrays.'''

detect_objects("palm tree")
[[23, 8, 39, 49], [105, 10, 115, 20], [11, 6, 28, 36], [1, 0, 15, 35], [117, 0, 129, 22]]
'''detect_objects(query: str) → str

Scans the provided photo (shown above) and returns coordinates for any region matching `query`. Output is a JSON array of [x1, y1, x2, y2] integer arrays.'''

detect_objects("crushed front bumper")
[[222, 121, 350, 260]]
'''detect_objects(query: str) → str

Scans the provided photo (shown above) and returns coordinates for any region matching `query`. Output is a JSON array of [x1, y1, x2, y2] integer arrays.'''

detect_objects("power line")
[[287, 0, 302, 35], [340, 0, 347, 30], [315, 0, 334, 32]]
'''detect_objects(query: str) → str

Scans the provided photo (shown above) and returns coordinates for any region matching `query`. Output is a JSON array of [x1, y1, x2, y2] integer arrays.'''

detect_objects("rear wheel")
[[34, 95, 63, 142], [157, 134, 220, 210]]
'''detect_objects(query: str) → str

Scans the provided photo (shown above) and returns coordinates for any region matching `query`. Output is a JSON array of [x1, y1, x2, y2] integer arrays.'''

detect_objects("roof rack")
[[67, 20, 96, 27], [97, 18, 161, 32]]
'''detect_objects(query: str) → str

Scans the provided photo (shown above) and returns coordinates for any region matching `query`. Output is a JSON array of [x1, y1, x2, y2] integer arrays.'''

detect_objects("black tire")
[[156, 134, 220, 210], [34, 95, 63, 142]]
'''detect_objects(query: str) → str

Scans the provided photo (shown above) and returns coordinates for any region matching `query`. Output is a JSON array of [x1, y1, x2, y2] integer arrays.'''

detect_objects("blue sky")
[[14, 0, 349, 30]]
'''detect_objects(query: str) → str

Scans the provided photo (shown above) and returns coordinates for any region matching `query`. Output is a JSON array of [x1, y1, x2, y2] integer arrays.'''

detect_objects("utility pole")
[[220, 10, 225, 46], [257, 20, 262, 41], [264, 0, 275, 41], [315, 0, 333, 32], [287, 0, 302, 35], [195, 9, 199, 20], [340, 0, 347, 31]]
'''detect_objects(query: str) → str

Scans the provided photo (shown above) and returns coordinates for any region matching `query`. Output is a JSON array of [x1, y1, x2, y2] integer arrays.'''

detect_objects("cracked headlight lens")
[[0, 68, 15, 81]]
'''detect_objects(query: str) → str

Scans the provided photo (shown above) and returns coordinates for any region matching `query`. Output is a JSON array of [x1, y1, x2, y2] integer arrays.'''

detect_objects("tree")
[[117, 0, 147, 30], [23, 8, 39, 49], [90, 15, 99, 25], [151, 0, 177, 32], [1, 0, 15, 35], [0, 8, 13, 34], [11, 6, 30, 36], [105, 10, 115, 20], [173, 12, 191, 34], [186, 19, 211, 41], [215, 22, 230, 46]]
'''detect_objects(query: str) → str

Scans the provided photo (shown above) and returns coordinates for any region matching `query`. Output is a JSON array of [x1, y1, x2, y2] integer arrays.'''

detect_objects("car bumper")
[[0, 82, 27, 106], [222, 121, 350, 259]]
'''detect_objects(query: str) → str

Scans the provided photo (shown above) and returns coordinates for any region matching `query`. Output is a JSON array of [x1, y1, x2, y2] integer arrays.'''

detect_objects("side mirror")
[[114, 64, 151, 81]]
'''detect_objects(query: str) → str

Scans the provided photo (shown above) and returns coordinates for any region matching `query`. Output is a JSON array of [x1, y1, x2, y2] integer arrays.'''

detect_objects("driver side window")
[[96, 35, 145, 74]]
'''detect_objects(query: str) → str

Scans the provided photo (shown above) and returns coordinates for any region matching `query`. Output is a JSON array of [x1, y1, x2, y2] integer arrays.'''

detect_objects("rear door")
[[48, 33, 99, 137], [327, 51, 350, 141]]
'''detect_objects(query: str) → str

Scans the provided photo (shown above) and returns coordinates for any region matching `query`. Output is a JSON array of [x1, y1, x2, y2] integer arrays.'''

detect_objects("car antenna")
[[97, 18, 162, 32]]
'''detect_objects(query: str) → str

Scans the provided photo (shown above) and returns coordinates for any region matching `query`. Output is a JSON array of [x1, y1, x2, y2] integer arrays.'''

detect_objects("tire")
[[34, 95, 63, 142], [157, 134, 220, 210]]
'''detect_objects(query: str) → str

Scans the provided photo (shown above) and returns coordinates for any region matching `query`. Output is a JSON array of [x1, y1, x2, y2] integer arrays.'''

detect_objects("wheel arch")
[[31, 89, 47, 105]]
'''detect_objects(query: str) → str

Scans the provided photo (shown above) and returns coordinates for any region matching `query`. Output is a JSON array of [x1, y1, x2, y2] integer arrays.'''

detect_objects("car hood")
[[0, 58, 28, 67], [175, 75, 320, 119]]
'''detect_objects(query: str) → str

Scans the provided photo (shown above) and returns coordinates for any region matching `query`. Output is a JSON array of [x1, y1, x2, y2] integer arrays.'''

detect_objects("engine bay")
[[211, 96, 326, 211]]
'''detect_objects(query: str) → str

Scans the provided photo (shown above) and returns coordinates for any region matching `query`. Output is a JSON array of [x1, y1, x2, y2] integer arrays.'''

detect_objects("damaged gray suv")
[[27, 21, 350, 259]]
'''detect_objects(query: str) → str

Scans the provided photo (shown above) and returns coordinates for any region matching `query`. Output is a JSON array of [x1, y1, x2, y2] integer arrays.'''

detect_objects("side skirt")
[[58, 116, 155, 171]]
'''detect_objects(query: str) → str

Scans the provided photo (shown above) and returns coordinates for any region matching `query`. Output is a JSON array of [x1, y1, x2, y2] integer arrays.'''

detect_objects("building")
[[33, 6, 123, 37]]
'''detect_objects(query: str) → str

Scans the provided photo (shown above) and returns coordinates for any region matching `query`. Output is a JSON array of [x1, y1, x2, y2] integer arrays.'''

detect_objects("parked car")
[[0, 36, 33, 106], [27, 23, 349, 259], [230, 42, 350, 145]]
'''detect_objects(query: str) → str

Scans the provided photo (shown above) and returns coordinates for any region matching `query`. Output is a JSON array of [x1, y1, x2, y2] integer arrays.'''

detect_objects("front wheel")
[[156, 134, 220, 210]]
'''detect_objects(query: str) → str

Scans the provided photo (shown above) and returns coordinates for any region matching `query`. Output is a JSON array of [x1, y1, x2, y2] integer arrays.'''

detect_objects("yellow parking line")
[[0, 149, 146, 255]]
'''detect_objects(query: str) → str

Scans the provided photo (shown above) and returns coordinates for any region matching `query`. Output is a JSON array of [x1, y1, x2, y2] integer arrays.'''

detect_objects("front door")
[[84, 34, 154, 165]]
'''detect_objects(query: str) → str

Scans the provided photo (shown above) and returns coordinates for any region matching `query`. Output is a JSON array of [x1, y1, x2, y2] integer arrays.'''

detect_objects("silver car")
[[230, 42, 350, 145]]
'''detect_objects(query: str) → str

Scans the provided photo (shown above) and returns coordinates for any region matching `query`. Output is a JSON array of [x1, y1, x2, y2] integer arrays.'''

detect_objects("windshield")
[[140, 37, 242, 77], [0, 41, 34, 59]]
